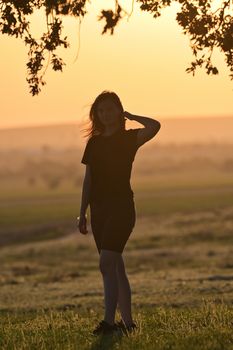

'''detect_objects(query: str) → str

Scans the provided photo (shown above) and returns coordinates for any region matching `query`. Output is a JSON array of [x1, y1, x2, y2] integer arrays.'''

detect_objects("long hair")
[[81, 90, 126, 140]]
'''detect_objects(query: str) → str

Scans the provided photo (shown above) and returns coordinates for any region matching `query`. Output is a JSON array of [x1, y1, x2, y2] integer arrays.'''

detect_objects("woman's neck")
[[102, 124, 121, 136]]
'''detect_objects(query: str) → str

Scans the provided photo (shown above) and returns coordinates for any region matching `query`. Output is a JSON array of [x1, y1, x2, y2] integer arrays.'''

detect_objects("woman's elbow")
[[152, 120, 161, 134]]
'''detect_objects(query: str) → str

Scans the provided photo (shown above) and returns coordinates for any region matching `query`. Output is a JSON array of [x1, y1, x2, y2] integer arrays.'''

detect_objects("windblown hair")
[[81, 90, 126, 140]]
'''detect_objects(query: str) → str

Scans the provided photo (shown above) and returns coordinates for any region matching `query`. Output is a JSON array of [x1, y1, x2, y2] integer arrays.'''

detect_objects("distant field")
[[1, 167, 233, 246]]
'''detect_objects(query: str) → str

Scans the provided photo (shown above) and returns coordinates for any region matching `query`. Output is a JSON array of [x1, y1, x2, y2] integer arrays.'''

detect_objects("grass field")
[[1, 140, 233, 349], [0, 133, 233, 350]]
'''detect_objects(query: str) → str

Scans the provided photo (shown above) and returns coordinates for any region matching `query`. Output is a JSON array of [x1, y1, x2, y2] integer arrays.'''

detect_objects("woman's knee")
[[116, 256, 127, 278], [99, 249, 121, 275]]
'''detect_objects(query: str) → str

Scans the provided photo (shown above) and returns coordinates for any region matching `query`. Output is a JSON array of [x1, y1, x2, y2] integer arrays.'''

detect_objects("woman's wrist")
[[123, 111, 134, 120], [124, 111, 160, 128]]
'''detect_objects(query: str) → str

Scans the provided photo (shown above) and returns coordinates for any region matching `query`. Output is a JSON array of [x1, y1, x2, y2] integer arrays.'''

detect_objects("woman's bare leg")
[[116, 255, 133, 326], [99, 249, 121, 325]]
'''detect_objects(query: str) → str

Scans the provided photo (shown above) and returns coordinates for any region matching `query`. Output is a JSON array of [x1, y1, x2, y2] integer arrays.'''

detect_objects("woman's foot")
[[116, 319, 137, 333], [92, 320, 118, 335]]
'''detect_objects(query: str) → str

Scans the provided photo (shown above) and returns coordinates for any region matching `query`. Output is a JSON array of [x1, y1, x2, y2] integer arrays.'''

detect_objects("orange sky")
[[0, 0, 232, 129]]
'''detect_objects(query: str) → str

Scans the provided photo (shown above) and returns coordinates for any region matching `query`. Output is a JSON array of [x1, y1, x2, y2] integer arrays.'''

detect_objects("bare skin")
[[116, 254, 134, 325], [99, 249, 134, 326], [78, 99, 161, 325], [99, 249, 121, 325]]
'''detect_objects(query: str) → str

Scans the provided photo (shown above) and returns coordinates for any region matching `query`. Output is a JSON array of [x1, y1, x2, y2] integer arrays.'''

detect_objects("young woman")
[[78, 90, 161, 335]]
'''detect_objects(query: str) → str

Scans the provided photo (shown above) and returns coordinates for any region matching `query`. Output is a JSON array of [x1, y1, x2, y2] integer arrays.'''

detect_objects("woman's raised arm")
[[124, 111, 161, 148]]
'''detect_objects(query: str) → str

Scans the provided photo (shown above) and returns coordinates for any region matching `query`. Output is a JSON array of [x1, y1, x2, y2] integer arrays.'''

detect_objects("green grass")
[[0, 302, 233, 350], [136, 186, 233, 216]]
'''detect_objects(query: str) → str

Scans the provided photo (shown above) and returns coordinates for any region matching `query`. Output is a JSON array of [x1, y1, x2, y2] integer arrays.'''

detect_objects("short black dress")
[[81, 127, 142, 254]]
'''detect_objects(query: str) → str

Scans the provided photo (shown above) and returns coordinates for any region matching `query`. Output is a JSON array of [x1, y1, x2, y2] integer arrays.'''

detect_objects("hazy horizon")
[[1, 114, 233, 131], [1, 115, 233, 151]]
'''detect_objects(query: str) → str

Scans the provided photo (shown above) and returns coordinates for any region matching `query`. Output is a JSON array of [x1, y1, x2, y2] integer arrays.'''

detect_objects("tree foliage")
[[0, 0, 232, 95]]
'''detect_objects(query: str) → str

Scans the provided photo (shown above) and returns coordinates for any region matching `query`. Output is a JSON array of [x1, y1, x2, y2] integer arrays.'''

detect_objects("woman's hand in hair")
[[77, 214, 88, 234], [122, 111, 134, 120]]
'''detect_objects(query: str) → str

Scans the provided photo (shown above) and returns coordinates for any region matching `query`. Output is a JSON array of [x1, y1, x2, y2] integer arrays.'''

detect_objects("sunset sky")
[[0, 0, 232, 129]]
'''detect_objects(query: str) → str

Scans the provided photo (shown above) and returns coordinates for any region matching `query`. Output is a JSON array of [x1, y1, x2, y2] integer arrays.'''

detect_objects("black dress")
[[81, 127, 142, 254]]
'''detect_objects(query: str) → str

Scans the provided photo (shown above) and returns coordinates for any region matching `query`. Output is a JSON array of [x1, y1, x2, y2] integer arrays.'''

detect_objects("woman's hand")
[[77, 214, 88, 234], [122, 111, 134, 120]]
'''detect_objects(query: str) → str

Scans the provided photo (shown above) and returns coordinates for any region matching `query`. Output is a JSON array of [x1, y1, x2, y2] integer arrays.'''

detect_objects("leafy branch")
[[0, 0, 232, 95]]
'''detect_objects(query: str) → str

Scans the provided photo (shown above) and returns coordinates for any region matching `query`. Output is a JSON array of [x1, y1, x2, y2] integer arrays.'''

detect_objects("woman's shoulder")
[[126, 128, 142, 133], [86, 134, 99, 144], [125, 128, 142, 137]]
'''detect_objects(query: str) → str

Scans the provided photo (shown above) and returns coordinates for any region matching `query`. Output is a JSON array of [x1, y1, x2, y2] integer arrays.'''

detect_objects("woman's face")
[[96, 99, 121, 127]]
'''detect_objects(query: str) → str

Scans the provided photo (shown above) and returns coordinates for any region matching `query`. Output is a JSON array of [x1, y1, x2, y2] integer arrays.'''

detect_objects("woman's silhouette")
[[78, 91, 161, 335]]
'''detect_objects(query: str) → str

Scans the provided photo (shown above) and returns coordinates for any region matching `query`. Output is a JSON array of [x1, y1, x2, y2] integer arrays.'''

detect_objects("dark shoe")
[[116, 319, 137, 333], [92, 320, 118, 335]]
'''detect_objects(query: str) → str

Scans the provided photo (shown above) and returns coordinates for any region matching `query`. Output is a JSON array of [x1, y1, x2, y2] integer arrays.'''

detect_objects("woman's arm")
[[78, 164, 92, 234], [124, 111, 161, 148]]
